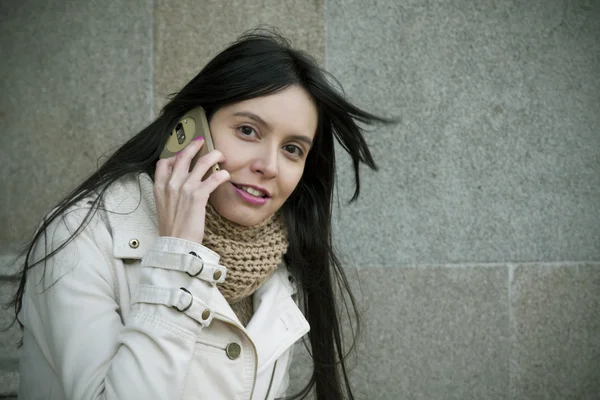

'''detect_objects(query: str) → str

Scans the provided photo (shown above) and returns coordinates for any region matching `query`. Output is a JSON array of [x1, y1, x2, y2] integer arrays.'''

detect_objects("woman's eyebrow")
[[232, 111, 313, 147], [232, 111, 272, 132], [288, 135, 313, 147]]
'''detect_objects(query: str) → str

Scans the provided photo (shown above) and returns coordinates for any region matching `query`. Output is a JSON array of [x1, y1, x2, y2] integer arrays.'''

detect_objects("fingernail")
[[194, 136, 204, 141]]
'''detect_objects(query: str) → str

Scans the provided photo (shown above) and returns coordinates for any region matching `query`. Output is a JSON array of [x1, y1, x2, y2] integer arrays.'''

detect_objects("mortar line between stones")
[[148, 0, 155, 121], [323, 0, 328, 70], [355, 260, 600, 269]]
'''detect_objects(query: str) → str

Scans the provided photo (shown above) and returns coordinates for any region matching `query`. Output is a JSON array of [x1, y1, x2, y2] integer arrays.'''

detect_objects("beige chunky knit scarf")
[[202, 202, 289, 326]]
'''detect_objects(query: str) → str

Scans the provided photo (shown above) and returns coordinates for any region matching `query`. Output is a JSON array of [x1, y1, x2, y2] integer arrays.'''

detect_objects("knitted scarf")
[[202, 202, 289, 326]]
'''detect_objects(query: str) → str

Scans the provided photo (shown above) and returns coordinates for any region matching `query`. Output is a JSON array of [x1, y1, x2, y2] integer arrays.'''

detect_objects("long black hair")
[[10, 28, 392, 400]]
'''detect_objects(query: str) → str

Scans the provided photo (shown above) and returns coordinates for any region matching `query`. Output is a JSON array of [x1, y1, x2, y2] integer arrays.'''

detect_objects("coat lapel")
[[247, 267, 310, 374]]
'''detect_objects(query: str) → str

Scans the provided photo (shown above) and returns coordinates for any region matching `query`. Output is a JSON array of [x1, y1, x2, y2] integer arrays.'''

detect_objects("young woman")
[[11, 30, 389, 400]]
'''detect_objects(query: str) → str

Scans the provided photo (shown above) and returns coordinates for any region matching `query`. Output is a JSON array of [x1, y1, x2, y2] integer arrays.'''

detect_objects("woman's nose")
[[251, 147, 279, 178]]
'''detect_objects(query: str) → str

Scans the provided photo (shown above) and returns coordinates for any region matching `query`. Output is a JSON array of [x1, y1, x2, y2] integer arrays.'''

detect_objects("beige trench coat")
[[18, 173, 310, 400]]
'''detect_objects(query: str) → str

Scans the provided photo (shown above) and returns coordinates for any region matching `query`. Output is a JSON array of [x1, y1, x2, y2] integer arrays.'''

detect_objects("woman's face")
[[207, 85, 318, 226]]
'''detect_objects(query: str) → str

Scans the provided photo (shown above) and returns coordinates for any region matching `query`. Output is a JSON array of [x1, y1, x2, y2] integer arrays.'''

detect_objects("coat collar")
[[101, 173, 309, 371], [101, 173, 160, 260]]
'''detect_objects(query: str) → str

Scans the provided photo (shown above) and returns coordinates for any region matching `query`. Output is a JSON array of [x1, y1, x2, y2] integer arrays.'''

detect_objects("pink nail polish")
[[195, 136, 204, 141]]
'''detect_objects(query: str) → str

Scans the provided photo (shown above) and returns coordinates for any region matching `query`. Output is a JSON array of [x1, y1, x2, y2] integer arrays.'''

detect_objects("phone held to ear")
[[159, 106, 220, 176]]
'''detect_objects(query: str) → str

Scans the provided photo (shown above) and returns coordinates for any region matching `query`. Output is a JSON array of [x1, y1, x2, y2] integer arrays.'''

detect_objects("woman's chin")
[[208, 199, 268, 227]]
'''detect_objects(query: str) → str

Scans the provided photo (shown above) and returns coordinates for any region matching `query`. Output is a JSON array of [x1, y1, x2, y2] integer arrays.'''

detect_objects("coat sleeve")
[[20, 205, 222, 400]]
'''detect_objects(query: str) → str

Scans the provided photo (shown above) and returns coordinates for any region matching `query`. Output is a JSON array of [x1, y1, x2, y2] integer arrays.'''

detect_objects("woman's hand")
[[154, 137, 231, 244]]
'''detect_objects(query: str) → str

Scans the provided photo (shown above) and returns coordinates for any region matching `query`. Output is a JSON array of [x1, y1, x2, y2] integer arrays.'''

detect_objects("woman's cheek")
[[287, 170, 305, 195]]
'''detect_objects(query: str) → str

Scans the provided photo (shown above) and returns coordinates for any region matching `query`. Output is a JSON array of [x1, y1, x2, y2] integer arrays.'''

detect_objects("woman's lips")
[[232, 182, 271, 197], [232, 183, 269, 205]]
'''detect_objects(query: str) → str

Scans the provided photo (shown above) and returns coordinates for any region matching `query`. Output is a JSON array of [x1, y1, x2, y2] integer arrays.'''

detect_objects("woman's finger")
[[168, 137, 205, 186], [154, 156, 176, 190], [153, 156, 178, 236], [196, 169, 231, 195], [187, 149, 226, 184]]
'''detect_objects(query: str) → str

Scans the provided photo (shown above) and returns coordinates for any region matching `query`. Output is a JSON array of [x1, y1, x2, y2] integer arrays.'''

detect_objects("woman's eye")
[[238, 125, 257, 137], [284, 144, 304, 157]]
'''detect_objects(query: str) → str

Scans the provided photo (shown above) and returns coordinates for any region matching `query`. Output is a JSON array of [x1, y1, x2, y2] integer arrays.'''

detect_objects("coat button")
[[129, 239, 140, 249], [201, 309, 211, 320], [213, 270, 222, 280], [226, 343, 241, 360]]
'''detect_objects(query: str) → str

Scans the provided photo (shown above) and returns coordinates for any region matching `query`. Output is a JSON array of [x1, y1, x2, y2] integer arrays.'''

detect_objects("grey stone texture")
[[289, 265, 510, 400], [0, 358, 19, 397], [0, 0, 154, 249], [287, 263, 600, 399], [153, 0, 324, 114], [511, 263, 600, 399], [0, 280, 20, 396], [327, 0, 600, 265], [0, 280, 20, 359]]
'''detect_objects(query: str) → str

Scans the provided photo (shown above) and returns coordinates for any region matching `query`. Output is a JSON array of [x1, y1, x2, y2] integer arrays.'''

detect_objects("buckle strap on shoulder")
[[141, 250, 227, 284], [133, 284, 215, 327]]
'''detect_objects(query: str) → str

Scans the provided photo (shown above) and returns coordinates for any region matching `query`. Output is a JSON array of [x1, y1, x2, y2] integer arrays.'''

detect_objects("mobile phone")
[[159, 106, 220, 175]]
